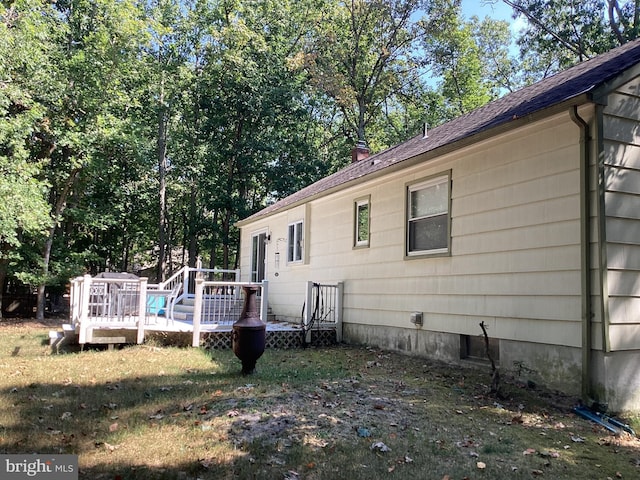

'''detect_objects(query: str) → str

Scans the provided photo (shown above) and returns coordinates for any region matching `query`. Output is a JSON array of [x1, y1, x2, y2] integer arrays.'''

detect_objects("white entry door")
[[251, 231, 267, 282]]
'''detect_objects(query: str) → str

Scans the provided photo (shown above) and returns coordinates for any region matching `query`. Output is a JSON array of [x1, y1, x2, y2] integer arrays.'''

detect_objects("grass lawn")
[[1, 319, 639, 479]]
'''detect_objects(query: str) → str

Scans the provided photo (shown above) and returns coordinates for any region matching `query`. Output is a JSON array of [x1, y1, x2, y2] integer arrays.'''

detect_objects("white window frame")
[[354, 196, 370, 248], [406, 172, 451, 257], [287, 220, 304, 263]]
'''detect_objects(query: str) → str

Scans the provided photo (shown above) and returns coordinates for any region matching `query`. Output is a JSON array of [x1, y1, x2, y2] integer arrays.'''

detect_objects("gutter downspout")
[[594, 105, 612, 355], [569, 106, 593, 403]]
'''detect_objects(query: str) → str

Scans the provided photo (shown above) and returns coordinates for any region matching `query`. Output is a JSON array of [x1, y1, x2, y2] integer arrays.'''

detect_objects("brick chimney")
[[351, 140, 370, 163]]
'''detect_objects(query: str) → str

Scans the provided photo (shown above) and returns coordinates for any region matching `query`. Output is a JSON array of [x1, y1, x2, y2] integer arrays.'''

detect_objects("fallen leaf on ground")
[[371, 441, 391, 452], [103, 442, 120, 451], [539, 450, 560, 458]]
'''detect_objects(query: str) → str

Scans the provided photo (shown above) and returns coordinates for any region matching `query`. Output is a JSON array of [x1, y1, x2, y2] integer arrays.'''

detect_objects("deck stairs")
[[49, 323, 78, 351], [171, 295, 274, 323]]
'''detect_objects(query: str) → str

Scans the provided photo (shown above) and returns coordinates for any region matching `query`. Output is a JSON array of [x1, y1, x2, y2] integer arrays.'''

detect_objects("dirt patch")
[[211, 352, 582, 454], [190, 348, 640, 479]]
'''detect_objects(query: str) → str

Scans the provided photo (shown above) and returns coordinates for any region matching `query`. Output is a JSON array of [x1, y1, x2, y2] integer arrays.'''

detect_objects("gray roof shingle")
[[240, 38, 640, 224]]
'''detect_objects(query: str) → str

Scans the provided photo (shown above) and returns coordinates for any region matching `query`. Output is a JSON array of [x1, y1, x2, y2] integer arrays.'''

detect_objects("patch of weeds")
[[480, 437, 515, 455]]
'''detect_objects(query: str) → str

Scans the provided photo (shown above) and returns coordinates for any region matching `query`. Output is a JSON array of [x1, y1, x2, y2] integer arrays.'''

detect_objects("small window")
[[287, 220, 303, 263], [406, 172, 450, 256], [354, 197, 370, 248]]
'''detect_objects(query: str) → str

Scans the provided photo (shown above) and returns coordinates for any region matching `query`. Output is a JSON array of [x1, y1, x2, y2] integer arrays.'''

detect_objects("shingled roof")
[[239, 38, 640, 225]]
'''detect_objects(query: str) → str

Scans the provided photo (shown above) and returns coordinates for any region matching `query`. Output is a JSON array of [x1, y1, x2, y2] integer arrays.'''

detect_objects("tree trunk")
[[187, 56, 202, 270], [36, 167, 80, 320], [209, 209, 219, 269], [157, 72, 169, 283], [36, 232, 55, 320], [0, 257, 8, 320], [221, 207, 231, 270], [188, 186, 198, 268]]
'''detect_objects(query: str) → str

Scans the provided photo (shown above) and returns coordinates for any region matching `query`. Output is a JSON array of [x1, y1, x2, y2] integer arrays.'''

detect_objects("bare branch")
[[501, 0, 586, 57]]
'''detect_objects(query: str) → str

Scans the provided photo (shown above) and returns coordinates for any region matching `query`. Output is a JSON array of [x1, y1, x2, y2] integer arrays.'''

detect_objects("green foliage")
[[1, 0, 634, 295], [504, 0, 640, 78], [422, 0, 518, 117], [303, 0, 434, 151], [0, 3, 52, 252]]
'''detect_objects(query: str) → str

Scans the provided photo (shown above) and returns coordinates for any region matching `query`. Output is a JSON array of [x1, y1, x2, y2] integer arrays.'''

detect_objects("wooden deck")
[[52, 317, 337, 351], [65, 268, 342, 350], [147, 319, 336, 350], [144, 317, 303, 333]]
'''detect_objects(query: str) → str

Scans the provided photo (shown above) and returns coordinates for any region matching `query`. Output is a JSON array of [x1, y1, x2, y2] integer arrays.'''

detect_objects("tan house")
[[236, 39, 640, 412]]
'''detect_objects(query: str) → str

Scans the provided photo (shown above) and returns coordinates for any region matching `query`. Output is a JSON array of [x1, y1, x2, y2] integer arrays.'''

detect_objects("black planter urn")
[[232, 285, 266, 374]]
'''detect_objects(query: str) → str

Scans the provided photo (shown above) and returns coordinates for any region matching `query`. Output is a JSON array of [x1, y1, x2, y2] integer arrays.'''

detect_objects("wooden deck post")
[[336, 282, 344, 343], [78, 274, 92, 344], [192, 278, 204, 347], [183, 266, 190, 298], [137, 277, 147, 344], [304, 281, 313, 344], [259, 280, 269, 322]]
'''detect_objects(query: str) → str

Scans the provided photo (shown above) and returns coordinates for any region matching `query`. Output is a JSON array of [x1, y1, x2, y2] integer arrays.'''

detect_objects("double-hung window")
[[354, 197, 370, 248], [287, 220, 304, 263], [406, 172, 451, 256]]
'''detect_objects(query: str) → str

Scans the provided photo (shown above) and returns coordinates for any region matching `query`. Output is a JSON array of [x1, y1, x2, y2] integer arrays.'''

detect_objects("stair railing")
[[191, 279, 268, 347], [148, 266, 241, 324]]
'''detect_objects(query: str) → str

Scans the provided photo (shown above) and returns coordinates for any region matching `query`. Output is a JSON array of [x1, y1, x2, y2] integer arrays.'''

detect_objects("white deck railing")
[[303, 281, 343, 343], [69, 266, 243, 345], [69, 270, 340, 348], [191, 279, 268, 347], [70, 274, 147, 344]]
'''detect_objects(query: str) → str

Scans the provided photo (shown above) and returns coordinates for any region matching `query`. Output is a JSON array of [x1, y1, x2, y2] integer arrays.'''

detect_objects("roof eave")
[[591, 61, 640, 103], [236, 93, 593, 228]]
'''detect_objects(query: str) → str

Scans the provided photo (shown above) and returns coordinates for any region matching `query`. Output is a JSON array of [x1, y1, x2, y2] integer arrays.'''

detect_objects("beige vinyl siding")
[[239, 111, 586, 348], [602, 80, 640, 351], [259, 112, 583, 348]]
